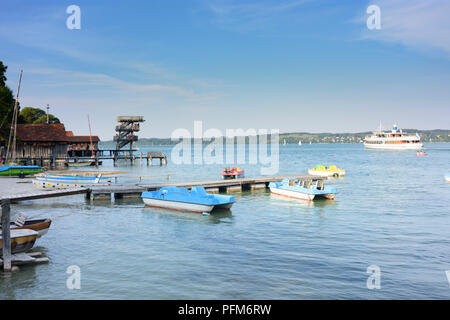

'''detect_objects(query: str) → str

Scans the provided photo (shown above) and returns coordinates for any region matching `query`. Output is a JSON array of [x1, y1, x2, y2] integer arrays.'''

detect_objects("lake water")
[[1, 143, 449, 299]]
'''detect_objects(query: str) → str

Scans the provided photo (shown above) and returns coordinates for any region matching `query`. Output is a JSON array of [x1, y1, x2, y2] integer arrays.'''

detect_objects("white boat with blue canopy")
[[446, 173, 450, 183], [33, 173, 112, 190], [269, 178, 337, 201], [141, 186, 235, 213]]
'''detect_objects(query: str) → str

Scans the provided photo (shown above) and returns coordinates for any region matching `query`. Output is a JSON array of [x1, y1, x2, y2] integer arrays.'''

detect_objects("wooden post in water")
[[1, 199, 12, 272]]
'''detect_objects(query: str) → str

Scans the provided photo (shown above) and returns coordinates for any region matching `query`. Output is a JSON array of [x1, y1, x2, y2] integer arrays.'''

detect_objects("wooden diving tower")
[[114, 116, 144, 151], [111, 116, 167, 166]]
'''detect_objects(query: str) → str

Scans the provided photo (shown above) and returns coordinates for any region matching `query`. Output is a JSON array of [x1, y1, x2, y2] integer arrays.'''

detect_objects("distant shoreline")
[[98, 141, 450, 148], [99, 129, 450, 146]]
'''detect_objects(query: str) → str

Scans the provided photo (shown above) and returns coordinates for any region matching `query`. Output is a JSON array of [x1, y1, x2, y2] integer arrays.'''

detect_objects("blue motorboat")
[[269, 178, 337, 201], [141, 186, 235, 213]]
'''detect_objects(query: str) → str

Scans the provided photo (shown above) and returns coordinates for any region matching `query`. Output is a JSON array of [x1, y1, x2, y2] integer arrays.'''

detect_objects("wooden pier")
[[13, 150, 167, 168], [1, 188, 87, 272], [86, 174, 325, 199], [1, 173, 324, 271], [0, 252, 49, 270]]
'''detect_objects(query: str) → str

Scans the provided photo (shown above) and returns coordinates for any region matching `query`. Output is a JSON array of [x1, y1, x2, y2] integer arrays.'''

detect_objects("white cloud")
[[361, 0, 450, 56], [202, 0, 312, 31], [25, 67, 195, 97]]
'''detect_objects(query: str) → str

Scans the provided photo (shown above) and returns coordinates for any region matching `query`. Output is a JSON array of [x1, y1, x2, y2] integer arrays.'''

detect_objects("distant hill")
[[278, 129, 450, 144], [99, 129, 450, 147]]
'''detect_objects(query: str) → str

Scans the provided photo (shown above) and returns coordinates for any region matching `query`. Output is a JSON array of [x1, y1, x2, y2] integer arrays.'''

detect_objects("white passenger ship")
[[364, 124, 423, 150]]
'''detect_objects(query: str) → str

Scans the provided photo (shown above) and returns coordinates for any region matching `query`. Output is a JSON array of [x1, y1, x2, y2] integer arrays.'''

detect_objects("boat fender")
[[202, 212, 210, 216]]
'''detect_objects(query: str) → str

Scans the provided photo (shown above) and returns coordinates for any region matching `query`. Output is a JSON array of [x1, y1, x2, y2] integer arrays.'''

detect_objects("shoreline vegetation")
[[99, 129, 450, 147]]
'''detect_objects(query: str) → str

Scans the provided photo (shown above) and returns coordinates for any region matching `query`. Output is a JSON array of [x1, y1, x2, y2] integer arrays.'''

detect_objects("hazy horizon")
[[98, 127, 450, 142]]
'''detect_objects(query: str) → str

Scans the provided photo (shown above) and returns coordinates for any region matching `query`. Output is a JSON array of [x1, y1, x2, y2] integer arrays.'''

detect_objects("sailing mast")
[[5, 70, 23, 165], [87, 115, 95, 158]]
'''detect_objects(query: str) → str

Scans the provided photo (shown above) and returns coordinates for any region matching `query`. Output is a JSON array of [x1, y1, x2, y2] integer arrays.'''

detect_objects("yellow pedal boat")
[[308, 165, 346, 177]]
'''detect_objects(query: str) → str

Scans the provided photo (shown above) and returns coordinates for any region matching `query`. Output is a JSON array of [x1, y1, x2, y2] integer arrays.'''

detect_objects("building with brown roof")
[[14, 123, 69, 159], [67, 135, 101, 157], [8, 123, 101, 161]]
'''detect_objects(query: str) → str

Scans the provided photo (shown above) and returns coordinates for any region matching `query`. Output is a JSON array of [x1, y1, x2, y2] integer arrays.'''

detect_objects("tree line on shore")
[[0, 61, 61, 146], [99, 128, 450, 148]]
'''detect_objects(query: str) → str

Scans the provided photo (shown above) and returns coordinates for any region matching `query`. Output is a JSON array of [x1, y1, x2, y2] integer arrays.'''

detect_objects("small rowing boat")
[[6, 213, 52, 238], [11, 219, 52, 237], [308, 165, 345, 177], [142, 186, 235, 213], [269, 178, 337, 201], [0, 229, 39, 254], [32, 173, 112, 190], [66, 160, 103, 167], [221, 167, 245, 179]]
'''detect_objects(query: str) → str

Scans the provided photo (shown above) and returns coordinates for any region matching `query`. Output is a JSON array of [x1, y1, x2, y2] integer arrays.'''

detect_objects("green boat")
[[0, 165, 43, 177]]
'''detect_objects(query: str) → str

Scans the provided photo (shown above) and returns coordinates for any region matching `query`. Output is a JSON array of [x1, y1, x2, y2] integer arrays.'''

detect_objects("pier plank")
[[0, 253, 49, 267], [0, 188, 88, 202], [140, 174, 326, 190], [1, 174, 326, 202], [1, 200, 12, 271]]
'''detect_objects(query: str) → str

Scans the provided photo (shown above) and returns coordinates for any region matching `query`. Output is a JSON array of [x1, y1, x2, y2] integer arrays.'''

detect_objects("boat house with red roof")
[[7, 123, 101, 166]]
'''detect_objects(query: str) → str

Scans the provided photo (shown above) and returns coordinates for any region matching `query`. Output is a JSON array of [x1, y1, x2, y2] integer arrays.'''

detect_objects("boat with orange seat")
[[221, 167, 245, 179]]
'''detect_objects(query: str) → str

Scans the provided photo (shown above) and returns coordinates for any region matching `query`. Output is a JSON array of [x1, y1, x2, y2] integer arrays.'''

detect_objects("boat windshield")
[[316, 180, 324, 190]]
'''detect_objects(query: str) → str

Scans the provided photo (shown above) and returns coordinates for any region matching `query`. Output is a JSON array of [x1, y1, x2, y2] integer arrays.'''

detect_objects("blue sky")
[[1, 0, 449, 139]]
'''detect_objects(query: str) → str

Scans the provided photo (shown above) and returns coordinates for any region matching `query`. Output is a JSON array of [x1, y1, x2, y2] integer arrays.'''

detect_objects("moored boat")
[[221, 167, 245, 179], [445, 173, 450, 183], [0, 229, 39, 254], [141, 186, 235, 213], [308, 165, 345, 177], [9, 218, 52, 238], [269, 178, 337, 201], [66, 160, 102, 167], [0, 165, 43, 177], [33, 173, 112, 190]]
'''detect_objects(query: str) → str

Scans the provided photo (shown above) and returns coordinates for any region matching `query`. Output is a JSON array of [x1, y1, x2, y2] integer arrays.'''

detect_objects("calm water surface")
[[1, 143, 449, 299]]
